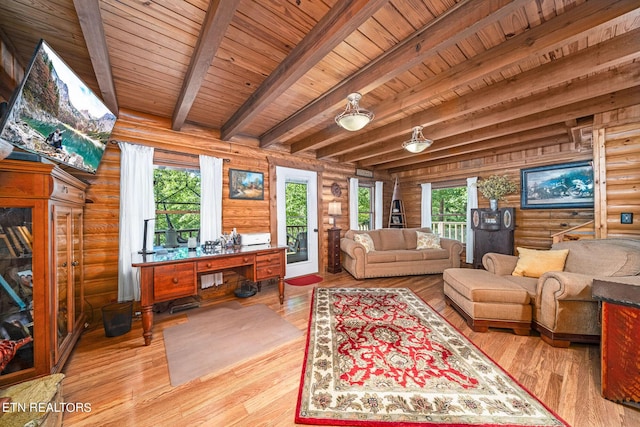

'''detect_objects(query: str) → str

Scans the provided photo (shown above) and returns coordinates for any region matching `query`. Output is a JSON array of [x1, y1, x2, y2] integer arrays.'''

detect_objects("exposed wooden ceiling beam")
[[334, 36, 640, 164], [171, 0, 240, 131], [73, 0, 118, 115], [375, 87, 640, 171], [387, 134, 574, 175], [220, 0, 389, 141], [371, 124, 570, 168], [260, 0, 527, 148], [300, 1, 640, 156]]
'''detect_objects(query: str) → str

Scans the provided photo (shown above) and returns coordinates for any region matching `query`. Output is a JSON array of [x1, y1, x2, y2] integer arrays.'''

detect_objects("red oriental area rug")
[[295, 288, 569, 426], [285, 274, 323, 286]]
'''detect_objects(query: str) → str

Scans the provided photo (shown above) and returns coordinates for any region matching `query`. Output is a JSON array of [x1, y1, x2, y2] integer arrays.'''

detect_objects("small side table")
[[592, 277, 640, 408], [327, 228, 342, 273]]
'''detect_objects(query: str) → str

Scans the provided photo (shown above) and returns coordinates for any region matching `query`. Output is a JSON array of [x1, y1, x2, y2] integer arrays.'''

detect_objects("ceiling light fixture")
[[335, 92, 374, 131], [402, 126, 432, 153]]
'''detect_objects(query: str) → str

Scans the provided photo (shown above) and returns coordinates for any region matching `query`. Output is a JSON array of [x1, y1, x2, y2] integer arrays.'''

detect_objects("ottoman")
[[443, 268, 532, 335]]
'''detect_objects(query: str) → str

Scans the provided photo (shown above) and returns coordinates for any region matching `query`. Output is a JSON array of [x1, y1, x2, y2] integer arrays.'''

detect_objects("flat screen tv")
[[0, 39, 116, 174]]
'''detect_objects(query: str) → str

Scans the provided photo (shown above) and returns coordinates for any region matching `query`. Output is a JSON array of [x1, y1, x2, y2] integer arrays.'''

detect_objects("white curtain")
[[466, 177, 479, 264], [349, 177, 359, 230], [374, 181, 383, 229], [199, 154, 223, 242], [117, 142, 155, 302], [420, 183, 432, 229]]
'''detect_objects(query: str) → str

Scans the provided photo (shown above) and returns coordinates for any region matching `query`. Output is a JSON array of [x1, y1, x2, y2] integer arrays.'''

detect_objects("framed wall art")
[[229, 169, 264, 200], [520, 161, 594, 209]]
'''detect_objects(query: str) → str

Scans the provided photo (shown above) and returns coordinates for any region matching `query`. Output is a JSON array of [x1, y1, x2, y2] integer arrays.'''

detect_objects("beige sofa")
[[444, 238, 640, 347], [340, 228, 463, 279]]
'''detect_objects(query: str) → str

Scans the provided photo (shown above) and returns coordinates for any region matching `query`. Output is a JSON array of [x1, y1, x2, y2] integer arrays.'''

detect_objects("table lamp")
[[328, 201, 342, 228]]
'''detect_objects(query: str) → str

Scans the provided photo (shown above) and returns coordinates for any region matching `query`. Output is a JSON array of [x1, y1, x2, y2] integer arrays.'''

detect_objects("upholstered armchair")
[[483, 239, 640, 347]]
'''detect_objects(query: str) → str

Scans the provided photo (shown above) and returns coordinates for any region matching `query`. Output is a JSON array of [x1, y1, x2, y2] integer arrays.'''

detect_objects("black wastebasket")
[[102, 302, 133, 337]]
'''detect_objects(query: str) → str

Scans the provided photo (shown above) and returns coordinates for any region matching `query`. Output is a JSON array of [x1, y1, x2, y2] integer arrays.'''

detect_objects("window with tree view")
[[358, 184, 374, 230], [154, 166, 201, 247], [432, 186, 467, 242]]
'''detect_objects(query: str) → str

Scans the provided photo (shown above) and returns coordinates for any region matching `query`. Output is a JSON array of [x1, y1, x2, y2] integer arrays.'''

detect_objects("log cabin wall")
[[593, 105, 640, 239], [393, 104, 640, 251], [392, 136, 596, 251], [77, 109, 392, 321], [0, 33, 24, 103]]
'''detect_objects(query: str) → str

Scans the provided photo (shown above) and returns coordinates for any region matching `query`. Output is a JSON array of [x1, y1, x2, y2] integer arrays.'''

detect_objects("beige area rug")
[[163, 301, 302, 386]]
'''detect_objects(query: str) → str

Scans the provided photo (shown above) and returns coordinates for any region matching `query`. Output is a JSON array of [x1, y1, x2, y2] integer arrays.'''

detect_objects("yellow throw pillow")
[[354, 233, 375, 253], [416, 231, 441, 249], [512, 247, 569, 278]]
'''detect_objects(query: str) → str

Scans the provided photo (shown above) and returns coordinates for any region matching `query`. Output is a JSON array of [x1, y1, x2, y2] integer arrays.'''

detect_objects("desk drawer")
[[256, 252, 283, 280], [196, 254, 254, 272], [154, 263, 196, 301]]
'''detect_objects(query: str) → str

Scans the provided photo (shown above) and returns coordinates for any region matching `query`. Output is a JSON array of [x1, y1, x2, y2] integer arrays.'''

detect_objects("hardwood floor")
[[61, 273, 640, 426]]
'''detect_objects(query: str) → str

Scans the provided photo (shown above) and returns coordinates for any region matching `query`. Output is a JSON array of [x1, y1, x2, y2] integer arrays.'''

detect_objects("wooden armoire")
[[0, 159, 87, 386]]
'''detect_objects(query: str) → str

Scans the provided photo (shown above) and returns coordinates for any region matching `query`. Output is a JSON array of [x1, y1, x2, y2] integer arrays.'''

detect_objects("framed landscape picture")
[[520, 161, 594, 209], [229, 169, 264, 200]]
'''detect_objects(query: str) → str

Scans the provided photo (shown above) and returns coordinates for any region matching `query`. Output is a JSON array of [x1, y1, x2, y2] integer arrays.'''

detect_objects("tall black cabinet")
[[470, 208, 515, 269]]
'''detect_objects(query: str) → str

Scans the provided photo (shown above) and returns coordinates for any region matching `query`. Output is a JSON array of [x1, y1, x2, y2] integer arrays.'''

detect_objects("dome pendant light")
[[335, 92, 374, 131], [402, 126, 432, 153]]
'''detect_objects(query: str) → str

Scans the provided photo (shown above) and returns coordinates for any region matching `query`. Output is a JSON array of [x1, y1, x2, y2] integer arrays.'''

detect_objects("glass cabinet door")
[[54, 207, 72, 356], [0, 208, 35, 376], [72, 210, 83, 326]]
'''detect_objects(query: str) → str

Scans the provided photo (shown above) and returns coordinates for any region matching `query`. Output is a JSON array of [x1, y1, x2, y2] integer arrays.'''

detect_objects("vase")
[[489, 199, 498, 211]]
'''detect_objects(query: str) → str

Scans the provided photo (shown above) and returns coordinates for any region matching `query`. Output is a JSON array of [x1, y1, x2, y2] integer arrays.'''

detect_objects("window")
[[358, 183, 374, 230], [153, 166, 201, 247], [431, 186, 467, 242]]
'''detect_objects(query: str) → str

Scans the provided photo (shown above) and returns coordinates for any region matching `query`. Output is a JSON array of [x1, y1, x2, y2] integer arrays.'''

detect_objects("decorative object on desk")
[[477, 174, 518, 210], [138, 218, 156, 254], [328, 201, 341, 228], [229, 169, 264, 200], [163, 302, 302, 386], [202, 240, 218, 254], [285, 274, 322, 287], [296, 287, 569, 427], [165, 226, 179, 248], [187, 237, 197, 250], [521, 161, 594, 209]]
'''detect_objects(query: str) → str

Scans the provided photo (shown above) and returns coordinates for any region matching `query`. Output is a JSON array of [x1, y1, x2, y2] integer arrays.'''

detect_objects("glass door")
[[0, 207, 35, 375], [276, 167, 318, 278]]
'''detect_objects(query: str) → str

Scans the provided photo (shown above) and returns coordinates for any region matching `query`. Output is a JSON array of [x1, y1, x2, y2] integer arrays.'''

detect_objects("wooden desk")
[[592, 277, 640, 407], [132, 245, 287, 345]]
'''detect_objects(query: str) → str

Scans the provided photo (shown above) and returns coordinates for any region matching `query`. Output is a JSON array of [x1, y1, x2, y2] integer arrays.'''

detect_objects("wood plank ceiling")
[[1, 0, 639, 173]]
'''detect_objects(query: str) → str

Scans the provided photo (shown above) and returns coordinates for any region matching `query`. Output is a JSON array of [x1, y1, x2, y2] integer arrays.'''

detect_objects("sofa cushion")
[[512, 247, 569, 278], [553, 239, 640, 277], [354, 233, 375, 253], [416, 231, 441, 249], [420, 248, 450, 260], [366, 251, 397, 263], [376, 228, 407, 251], [401, 228, 432, 249], [368, 250, 426, 263]]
